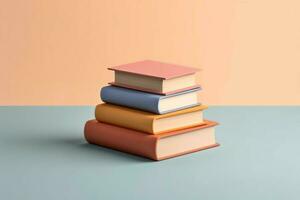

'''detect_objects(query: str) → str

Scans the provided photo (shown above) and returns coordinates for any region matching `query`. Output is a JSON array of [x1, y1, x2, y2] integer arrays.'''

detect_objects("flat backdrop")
[[1, 0, 299, 105]]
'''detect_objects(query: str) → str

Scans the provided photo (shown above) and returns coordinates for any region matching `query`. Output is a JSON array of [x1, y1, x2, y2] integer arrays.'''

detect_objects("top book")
[[108, 60, 200, 95]]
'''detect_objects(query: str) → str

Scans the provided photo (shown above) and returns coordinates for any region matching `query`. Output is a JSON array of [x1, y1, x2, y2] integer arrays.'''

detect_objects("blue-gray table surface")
[[0, 106, 299, 200]]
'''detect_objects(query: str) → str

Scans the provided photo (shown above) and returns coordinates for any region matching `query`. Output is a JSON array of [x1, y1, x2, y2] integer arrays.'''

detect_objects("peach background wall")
[[1, 0, 299, 105]]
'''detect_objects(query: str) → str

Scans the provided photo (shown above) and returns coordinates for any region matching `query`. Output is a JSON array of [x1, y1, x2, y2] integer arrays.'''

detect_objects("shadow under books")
[[6, 132, 152, 163], [58, 136, 153, 163]]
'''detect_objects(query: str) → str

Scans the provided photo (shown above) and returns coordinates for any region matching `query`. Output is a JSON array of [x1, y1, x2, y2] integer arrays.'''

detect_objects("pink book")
[[108, 60, 200, 95]]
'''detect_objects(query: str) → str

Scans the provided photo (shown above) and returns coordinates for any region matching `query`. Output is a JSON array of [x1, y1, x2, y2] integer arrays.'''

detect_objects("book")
[[100, 86, 201, 114], [84, 120, 219, 161], [108, 60, 200, 95], [95, 103, 208, 134]]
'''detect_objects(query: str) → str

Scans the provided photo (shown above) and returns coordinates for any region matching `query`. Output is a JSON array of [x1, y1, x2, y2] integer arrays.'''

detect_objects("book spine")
[[101, 86, 160, 114], [84, 120, 158, 160], [95, 104, 155, 134]]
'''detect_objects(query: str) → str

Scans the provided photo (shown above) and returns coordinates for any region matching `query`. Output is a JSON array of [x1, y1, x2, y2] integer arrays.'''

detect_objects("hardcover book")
[[108, 60, 200, 95], [101, 86, 201, 114], [95, 103, 208, 134], [84, 120, 219, 161]]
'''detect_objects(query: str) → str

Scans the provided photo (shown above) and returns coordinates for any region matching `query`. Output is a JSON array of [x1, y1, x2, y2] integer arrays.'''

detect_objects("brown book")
[[84, 120, 219, 161]]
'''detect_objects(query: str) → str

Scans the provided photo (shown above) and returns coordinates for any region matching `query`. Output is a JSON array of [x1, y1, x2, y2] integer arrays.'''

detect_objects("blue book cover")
[[100, 86, 201, 114]]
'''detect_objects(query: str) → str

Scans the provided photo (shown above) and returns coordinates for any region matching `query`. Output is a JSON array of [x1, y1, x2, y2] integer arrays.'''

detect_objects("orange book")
[[95, 103, 208, 134], [84, 120, 219, 161]]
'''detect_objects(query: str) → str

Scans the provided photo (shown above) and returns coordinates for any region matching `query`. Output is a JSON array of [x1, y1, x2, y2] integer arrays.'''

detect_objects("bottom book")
[[84, 120, 219, 161]]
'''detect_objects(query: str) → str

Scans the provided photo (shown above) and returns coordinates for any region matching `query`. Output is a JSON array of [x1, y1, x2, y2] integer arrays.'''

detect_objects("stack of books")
[[84, 60, 219, 161]]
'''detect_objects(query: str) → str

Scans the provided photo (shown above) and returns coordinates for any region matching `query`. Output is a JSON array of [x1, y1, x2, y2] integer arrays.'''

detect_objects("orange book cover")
[[95, 103, 208, 134], [84, 120, 219, 161]]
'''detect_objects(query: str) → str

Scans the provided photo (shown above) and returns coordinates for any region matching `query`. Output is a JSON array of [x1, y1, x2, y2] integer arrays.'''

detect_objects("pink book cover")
[[108, 60, 199, 79]]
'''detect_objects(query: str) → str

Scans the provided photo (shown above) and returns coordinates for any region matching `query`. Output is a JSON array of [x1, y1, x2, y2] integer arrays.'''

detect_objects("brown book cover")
[[84, 120, 219, 161]]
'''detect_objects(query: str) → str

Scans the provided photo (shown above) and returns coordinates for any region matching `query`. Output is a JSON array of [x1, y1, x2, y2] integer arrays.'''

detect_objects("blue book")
[[100, 86, 201, 114]]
